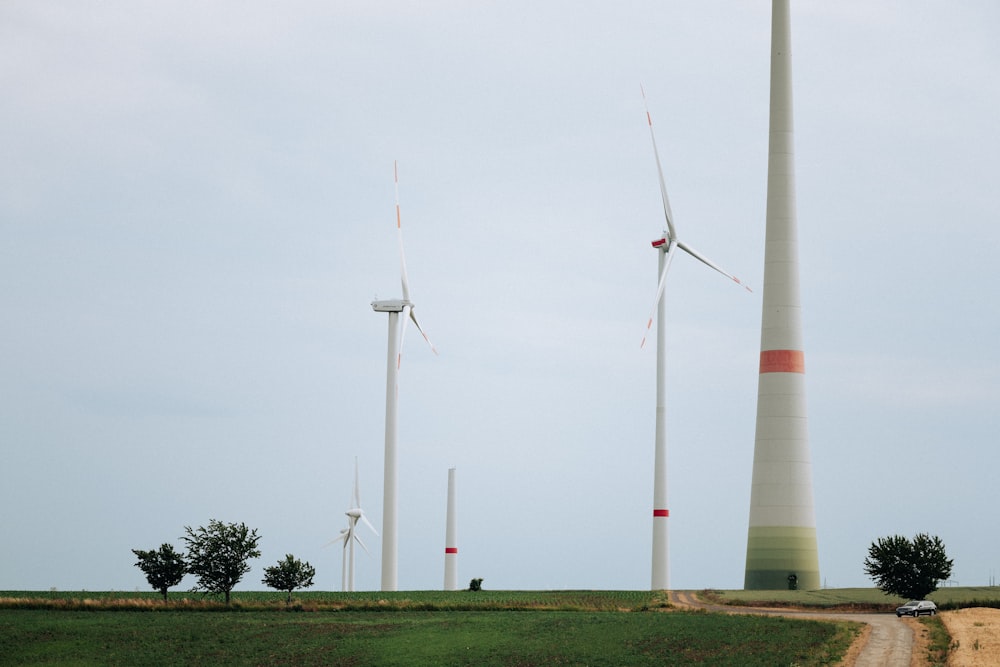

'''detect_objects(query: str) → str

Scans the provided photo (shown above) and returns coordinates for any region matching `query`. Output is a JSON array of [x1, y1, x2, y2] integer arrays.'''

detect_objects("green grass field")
[[0, 590, 863, 666], [0, 609, 855, 666], [5, 587, 997, 665]]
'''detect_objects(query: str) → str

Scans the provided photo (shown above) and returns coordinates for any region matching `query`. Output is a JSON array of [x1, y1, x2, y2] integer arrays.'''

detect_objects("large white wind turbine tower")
[[329, 458, 378, 591], [371, 161, 438, 591], [443, 467, 458, 591], [744, 0, 820, 590], [639, 88, 751, 591]]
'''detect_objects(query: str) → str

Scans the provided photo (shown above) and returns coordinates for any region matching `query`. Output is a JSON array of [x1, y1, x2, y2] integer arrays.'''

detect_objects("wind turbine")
[[371, 161, 438, 591], [328, 458, 378, 591], [639, 87, 751, 591]]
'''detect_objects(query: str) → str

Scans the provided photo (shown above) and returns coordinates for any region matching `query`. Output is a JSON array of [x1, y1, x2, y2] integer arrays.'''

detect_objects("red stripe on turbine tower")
[[653, 509, 670, 517], [445, 547, 458, 554], [759, 349, 805, 374]]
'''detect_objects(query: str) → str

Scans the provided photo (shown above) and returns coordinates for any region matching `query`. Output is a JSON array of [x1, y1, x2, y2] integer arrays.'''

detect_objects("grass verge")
[[703, 586, 1000, 612], [0, 589, 669, 612], [919, 614, 952, 666]]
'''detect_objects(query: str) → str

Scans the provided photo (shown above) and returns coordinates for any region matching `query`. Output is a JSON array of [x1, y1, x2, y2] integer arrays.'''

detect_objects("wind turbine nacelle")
[[372, 299, 410, 313], [651, 237, 668, 249]]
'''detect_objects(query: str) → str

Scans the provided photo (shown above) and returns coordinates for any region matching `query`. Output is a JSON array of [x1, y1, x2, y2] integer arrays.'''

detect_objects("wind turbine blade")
[[392, 160, 437, 361], [359, 513, 379, 536], [395, 160, 412, 302], [343, 522, 358, 552], [676, 240, 753, 292], [324, 529, 350, 548], [641, 86, 676, 241], [640, 240, 678, 349], [409, 308, 438, 356], [354, 533, 371, 555], [397, 304, 411, 369]]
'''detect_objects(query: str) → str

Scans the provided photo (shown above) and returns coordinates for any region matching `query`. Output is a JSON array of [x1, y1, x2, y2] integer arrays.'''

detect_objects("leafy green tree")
[[468, 577, 483, 591], [864, 533, 953, 600], [181, 519, 261, 604], [262, 554, 316, 604], [132, 543, 186, 601]]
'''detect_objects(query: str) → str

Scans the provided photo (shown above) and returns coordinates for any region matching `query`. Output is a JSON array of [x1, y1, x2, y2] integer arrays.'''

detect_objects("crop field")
[[0, 590, 860, 666]]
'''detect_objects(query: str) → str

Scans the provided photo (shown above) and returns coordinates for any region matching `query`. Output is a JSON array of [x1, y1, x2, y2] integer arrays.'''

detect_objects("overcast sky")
[[3, 1, 998, 594]]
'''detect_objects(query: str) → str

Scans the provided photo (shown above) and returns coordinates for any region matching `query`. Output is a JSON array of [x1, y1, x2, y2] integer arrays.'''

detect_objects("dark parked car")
[[896, 600, 937, 617]]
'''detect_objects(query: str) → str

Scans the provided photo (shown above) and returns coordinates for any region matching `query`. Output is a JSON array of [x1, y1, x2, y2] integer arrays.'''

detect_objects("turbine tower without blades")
[[371, 161, 438, 591], [443, 467, 458, 591], [639, 87, 751, 591], [744, 0, 820, 590]]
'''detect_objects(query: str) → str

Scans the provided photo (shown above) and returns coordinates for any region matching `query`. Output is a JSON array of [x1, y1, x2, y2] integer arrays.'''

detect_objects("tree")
[[864, 533, 953, 600], [181, 519, 261, 604], [132, 543, 186, 601], [262, 554, 316, 604], [468, 578, 483, 591]]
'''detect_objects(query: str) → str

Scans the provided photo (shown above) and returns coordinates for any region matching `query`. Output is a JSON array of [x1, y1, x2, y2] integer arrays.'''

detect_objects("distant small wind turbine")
[[327, 458, 378, 591], [639, 86, 751, 591], [371, 161, 438, 591]]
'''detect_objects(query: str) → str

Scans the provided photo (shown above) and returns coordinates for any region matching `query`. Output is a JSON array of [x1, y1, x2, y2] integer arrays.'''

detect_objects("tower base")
[[744, 525, 820, 590]]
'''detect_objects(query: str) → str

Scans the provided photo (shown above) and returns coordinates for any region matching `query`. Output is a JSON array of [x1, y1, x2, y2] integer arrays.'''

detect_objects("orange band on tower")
[[759, 349, 805, 373]]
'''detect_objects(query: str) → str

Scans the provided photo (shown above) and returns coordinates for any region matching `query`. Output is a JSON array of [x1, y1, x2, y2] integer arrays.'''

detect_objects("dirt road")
[[669, 590, 914, 667]]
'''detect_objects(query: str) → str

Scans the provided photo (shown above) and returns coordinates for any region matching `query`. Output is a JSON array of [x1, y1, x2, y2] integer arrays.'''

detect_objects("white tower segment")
[[744, 0, 820, 590], [649, 237, 675, 592], [372, 298, 404, 591], [443, 467, 458, 590]]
